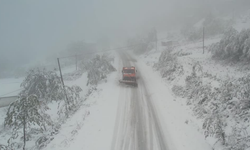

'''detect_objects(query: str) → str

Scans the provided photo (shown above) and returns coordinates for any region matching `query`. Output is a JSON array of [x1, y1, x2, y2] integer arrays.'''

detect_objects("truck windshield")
[[123, 69, 135, 73]]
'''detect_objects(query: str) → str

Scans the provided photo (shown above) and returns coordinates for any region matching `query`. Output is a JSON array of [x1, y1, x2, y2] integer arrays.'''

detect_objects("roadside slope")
[[134, 53, 212, 150]]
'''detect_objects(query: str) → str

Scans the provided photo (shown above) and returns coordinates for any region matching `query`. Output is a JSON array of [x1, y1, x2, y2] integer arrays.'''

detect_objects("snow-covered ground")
[[44, 50, 213, 150], [135, 57, 212, 150], [1, 9, 250, 150], [0, 77, 24, 97], [45, 53, 120, 150], [139, 24, 250, 148], [46, 71, 120, 150], [0, 36, 240, 150], [0, 52, 120, 149]]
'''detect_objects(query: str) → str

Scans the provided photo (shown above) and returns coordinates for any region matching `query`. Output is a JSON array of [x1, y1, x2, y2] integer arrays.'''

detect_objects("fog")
[[0, 0, 249, 77]]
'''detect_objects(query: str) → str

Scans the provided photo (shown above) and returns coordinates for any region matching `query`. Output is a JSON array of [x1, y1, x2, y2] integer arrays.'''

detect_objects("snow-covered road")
[[47, 52, 212, 150], [111, 52, 170, 150]]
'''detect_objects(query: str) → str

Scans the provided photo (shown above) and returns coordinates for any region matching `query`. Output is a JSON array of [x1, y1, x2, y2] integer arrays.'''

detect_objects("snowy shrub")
[[86, 54, 116, 85], [84, 87, 97, 100], [203, 113, 226, 145], [172, 85, 186, 98], [154, 49, 184, 81], [65, 85, 82, 113], [210, 28, 250, 62], [173, 64, 250, 149], [57, 85, 83, 119], [35, 135, 54, 149], [184, 63, 212, 111], [87, 68, 106, 85]]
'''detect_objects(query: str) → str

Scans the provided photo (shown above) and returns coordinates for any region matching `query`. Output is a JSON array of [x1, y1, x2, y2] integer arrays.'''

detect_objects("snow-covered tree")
[[20, 68, 64, 103], [86, 54, 116, 85], [210, 28, 250, 62], [4, 95, 52, 150], [3, 68, 83, 149]]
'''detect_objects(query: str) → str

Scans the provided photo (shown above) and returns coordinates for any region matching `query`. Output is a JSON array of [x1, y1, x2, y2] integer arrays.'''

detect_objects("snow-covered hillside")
[[0, 53, 117, 150], [140, 17, 250, 148]]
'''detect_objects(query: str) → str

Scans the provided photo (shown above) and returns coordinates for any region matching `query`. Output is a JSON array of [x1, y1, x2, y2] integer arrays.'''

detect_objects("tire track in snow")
[[111, 52, 169, 150]]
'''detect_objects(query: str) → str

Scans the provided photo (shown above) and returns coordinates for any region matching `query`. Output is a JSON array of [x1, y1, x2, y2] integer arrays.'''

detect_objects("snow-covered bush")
[[154, 49, 184, 81], [86, 54, 116, 85], [57, 85, 83, 118], [202, 77, 250, 149], [35, 135, 54, 149], [172, 62, 250, 149], [210, 28, 250, 62]]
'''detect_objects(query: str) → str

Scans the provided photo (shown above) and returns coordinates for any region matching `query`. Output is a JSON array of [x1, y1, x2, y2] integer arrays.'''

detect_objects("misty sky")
[[0, 0, 249, 71]]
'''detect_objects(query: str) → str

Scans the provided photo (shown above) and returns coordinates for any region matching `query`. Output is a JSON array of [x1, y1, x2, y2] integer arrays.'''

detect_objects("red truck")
[[119, 66, 138, 87]]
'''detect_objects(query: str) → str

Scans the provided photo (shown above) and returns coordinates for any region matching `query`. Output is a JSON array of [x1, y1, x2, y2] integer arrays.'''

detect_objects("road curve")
[[111, 52, 169, 150]]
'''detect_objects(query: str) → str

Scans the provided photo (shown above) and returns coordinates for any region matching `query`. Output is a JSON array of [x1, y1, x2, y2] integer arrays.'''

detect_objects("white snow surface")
[[46, 69, 120, 150], [0, 77, 24, 97], [135, 58, 212, 150], [2, 11, 250, 149], [43, 51, 213, 150]]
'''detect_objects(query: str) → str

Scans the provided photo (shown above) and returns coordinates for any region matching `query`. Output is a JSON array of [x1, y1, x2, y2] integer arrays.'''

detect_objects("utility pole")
[[57, 58, 69, 115], [203, 26, 205, 54], [75, 55, 77, 71]]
